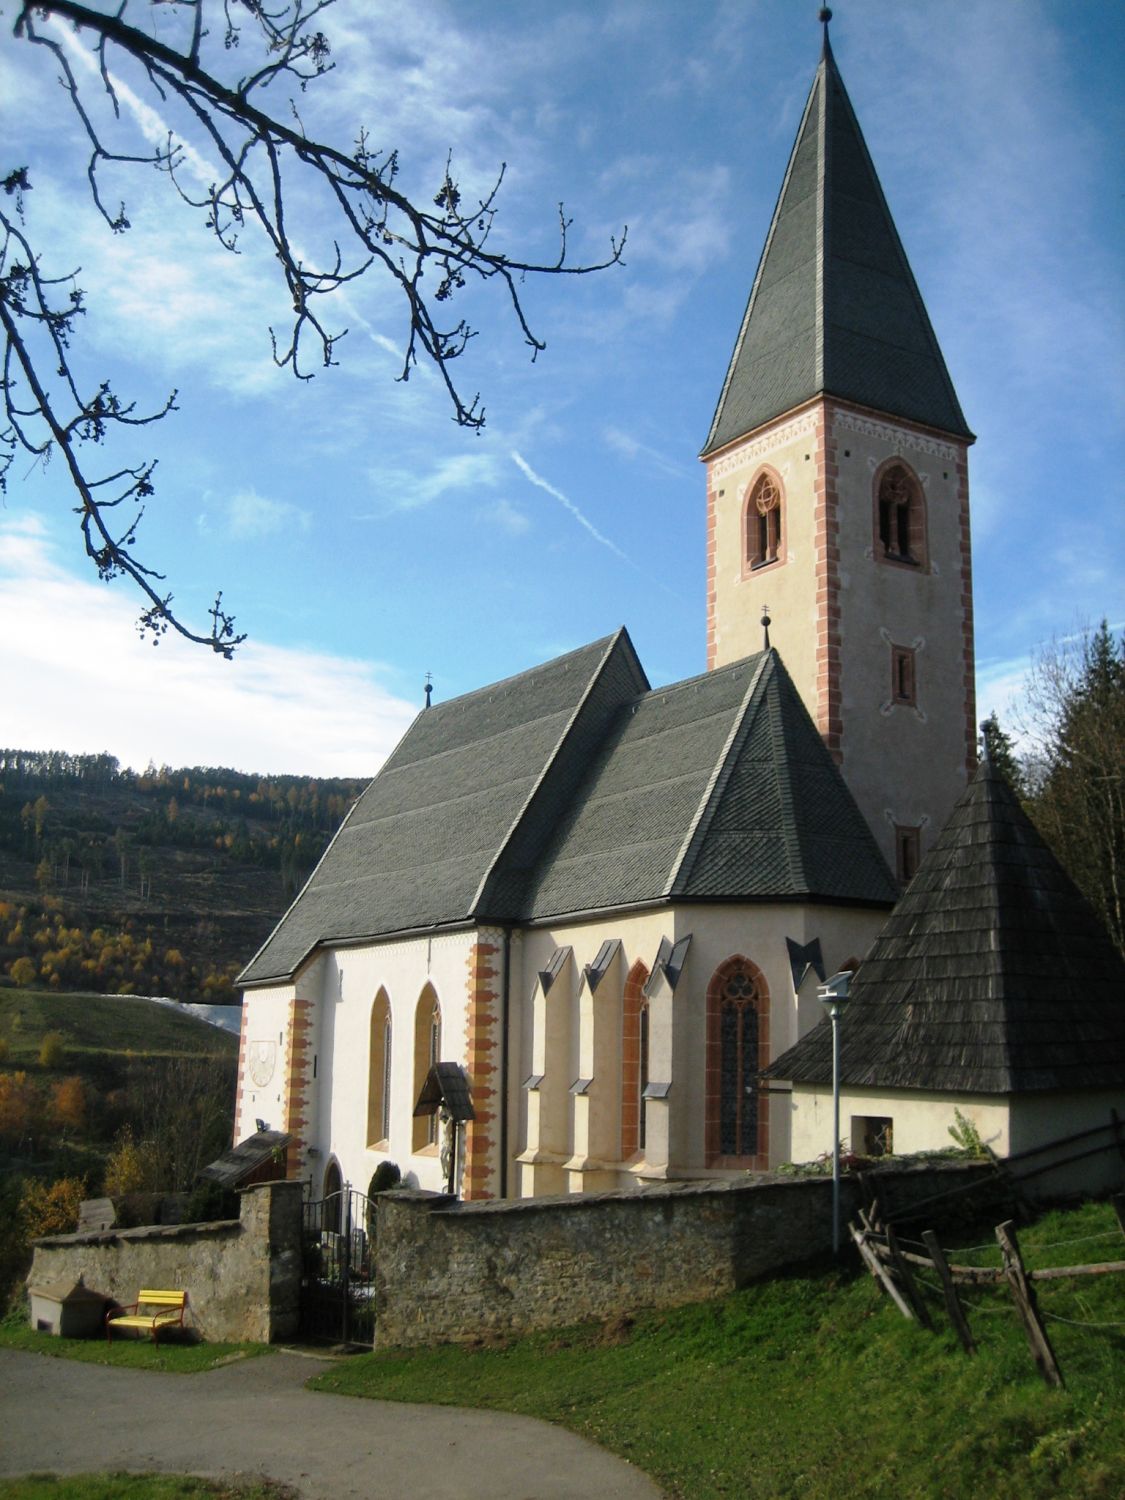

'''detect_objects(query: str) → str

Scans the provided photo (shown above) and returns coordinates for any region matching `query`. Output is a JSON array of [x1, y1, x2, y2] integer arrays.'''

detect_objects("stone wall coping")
[[32, 1218, 241, 1250], [390, 1160, 992, 1220]]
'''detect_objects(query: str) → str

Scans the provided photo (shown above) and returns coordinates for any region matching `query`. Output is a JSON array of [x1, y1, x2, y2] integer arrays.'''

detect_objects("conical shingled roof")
[[765, 761, 1125, 1094], [702, 36, 972, 456]]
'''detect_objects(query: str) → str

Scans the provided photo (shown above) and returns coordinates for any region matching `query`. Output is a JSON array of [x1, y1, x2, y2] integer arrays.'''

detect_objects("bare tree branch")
[[3, 0, 627, 652]]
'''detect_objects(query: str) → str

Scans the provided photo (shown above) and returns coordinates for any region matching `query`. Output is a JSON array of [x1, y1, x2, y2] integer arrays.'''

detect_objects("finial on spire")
[[979, 719, 991, 768], [424, 671, 433, 709], [818, 6, 833, 54], [761, 606, 772, 651]]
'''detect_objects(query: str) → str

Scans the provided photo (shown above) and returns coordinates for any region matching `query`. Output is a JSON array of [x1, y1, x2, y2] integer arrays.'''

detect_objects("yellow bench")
[[106, 1289, 188, 1343]]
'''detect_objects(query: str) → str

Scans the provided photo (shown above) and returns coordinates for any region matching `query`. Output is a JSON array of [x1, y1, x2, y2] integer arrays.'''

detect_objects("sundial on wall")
[[248, 1040, 277, 1088]]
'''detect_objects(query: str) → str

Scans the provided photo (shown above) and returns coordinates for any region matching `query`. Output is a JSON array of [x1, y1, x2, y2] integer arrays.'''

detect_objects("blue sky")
[[1, 0, 1122, 775]]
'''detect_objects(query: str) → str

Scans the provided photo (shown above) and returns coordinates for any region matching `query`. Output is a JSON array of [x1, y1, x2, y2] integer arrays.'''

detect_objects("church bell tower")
[[701, 20, 976, 879]]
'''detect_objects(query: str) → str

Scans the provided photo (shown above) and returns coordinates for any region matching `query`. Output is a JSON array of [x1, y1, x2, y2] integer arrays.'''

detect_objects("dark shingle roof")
[[702, 37, 972, 456], [240, 631, 648, 984], [765, 762, 1125, 1094], [198, 1130, 291, 1187], [521, 649, 896, 919], [240, 637, 895, 986]]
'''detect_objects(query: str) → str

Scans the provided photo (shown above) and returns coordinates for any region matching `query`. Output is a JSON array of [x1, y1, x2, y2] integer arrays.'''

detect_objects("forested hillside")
[[0, 749, 368, 1002]]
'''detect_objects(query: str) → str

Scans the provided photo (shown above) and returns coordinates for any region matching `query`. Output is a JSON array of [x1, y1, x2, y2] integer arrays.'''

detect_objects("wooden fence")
[[851, 1189, 1125, 1387]]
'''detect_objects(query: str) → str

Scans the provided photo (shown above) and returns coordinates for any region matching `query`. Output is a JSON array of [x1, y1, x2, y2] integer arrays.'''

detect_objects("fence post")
[[341, 1184, 352, 1345], [995, 1220, 1063, 1388], [921, 1229, 976, 1354]]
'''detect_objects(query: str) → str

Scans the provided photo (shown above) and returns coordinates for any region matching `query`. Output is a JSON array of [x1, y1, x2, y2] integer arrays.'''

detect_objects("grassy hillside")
[[0, 988, 238, 1062], [0, 987, 240, 1302], [0, 750, 367, 1001], [314, 1199, 1125, 1499]]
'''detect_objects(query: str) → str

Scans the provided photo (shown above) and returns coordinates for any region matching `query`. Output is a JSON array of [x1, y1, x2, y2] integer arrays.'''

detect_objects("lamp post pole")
[[818, 972, 852, 1256]]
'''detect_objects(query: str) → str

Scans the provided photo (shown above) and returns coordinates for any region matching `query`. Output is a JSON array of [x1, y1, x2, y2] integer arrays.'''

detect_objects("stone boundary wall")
[[375, 1164, 996, 1349], [27, 1180, 303, 1343]]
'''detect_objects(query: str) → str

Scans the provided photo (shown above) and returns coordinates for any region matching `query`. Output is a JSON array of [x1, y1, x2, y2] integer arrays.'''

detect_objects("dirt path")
[[0, 1347, 662, 1499]]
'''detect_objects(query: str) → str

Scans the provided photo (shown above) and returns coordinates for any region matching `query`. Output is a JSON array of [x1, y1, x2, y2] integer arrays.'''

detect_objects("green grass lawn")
[[0, 1478, 295, 1499], [0, 1311, 267, 1374], [311, 1200, 1125, 1500]]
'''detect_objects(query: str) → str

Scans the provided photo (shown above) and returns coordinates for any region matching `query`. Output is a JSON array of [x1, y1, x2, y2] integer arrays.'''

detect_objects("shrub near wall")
[[374, 1165, 996, 1349]]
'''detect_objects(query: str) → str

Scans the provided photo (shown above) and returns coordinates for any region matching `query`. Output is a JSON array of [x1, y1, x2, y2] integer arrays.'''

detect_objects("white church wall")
[[235, 980, 298, 1147], [514, 899, 888, 1191], [313, 929, 479, 1199]]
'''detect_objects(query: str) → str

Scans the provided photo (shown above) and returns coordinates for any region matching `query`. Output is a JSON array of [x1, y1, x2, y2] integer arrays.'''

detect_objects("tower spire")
[[701, 27, 971, 458]]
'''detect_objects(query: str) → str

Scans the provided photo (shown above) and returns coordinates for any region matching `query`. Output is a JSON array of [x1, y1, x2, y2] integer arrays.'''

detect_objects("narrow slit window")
[[891, 645, 916, 706], [895, 825, 921, 885]]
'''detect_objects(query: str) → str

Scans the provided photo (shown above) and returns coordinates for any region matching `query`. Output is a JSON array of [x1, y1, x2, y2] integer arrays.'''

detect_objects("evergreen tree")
[[1022, 620, 1125, 954], [979, 711, 1027, 797]]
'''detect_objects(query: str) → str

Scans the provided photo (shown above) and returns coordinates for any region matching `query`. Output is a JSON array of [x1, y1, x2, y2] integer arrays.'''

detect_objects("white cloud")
[[363, 451, 500, 513], [475, 498, 530, 536], [0, 514, 416, 776], [226, 490, 312, 540]]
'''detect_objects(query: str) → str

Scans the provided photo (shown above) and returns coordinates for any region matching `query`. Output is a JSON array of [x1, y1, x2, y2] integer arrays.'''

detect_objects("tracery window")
[[706, 956, 770, 1166], [876, 462, 926, 567], [745, 471, 784, 571]]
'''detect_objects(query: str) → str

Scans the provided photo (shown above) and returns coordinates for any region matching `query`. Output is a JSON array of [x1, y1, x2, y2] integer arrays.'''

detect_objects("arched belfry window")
[[412, 985, 442, 1152], [705, 956, 770, 1166], [875, 462, 927, 568], [366, 989, 392, 1149], [744, 470, 784, 572]]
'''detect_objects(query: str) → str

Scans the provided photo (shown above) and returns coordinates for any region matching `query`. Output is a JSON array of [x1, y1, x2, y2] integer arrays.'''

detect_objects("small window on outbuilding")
[[875, 462, 926, 568], [852, 1115, 894, 1158], [744, 471, 784, 572]]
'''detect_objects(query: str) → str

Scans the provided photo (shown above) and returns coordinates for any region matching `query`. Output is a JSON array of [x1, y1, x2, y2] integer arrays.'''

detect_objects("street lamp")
[[818, 970, 853, 1256]]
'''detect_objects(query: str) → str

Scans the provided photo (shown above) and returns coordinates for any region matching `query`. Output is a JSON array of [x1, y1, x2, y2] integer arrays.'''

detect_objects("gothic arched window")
[[620, 960, 650, 1160], [744, 471, 784, 572], [412, 985, 442, 1152], [366, 989, 392, 1148], [706, 956, 770, 1166], [875, 462, 927, 568]]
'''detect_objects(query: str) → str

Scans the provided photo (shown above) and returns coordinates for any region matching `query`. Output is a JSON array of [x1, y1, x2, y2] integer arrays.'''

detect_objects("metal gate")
[[299, 1183, 375, 1345]]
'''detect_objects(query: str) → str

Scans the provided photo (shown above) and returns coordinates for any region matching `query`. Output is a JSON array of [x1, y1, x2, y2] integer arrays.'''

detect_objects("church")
[[234, 24, 983, 1202]]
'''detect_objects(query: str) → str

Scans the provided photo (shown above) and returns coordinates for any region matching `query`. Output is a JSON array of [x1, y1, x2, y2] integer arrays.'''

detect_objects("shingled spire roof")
[[702, 33, 972, 456], [766, 761, 1125, 1094]]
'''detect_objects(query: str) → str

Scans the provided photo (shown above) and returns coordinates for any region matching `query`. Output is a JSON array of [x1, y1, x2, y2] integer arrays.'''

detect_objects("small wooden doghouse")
[[766, 759, 1125, 1193], [28, 1277, 107, 1338]]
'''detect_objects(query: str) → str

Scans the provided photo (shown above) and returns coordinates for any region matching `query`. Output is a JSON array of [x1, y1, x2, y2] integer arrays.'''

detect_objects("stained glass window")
[[718, 967, 760, 1158]]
